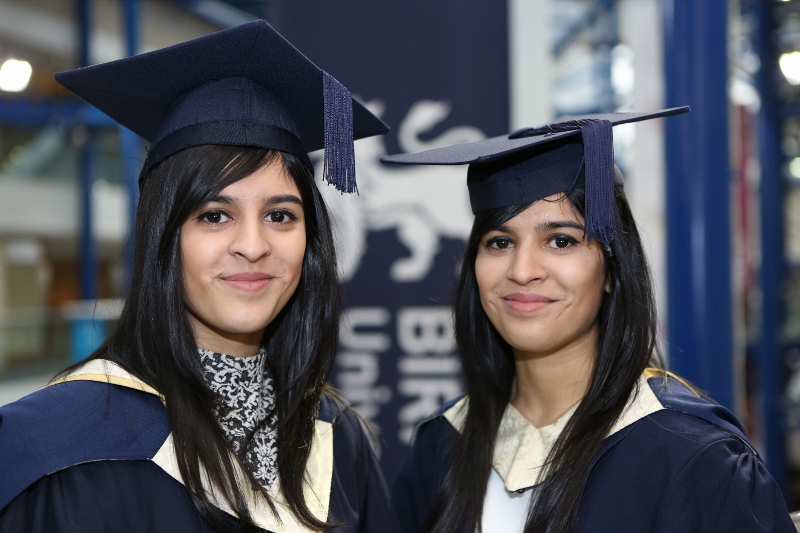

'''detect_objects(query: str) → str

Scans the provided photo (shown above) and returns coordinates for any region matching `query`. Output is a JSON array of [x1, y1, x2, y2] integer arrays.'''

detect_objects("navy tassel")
[[322, 71, 357, 193], [580, 119, 615, 252]]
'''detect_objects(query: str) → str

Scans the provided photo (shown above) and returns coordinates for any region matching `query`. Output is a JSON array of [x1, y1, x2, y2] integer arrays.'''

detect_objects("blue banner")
[[272, 1, 509, 482]]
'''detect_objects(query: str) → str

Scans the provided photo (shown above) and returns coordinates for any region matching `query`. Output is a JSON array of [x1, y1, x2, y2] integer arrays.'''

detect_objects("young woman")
[[0, 21, 394, 533], [382, 108, 795, 533]]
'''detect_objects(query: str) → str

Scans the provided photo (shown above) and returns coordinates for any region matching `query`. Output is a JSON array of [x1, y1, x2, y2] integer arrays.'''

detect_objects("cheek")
[[474, 254, 498, 291], [572, 262, 607, 315], [280, 233, 307, 283], [474, 256, 502, 318], [180, 229, 224, 298], [180, 230, 200, 288]]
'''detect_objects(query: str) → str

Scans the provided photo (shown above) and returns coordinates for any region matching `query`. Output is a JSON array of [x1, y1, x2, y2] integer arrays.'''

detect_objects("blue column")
[[662, 0, 734, 408], [121, 0, 140, 291], [77, 0, 97, 302], [753, 1, 787, 492], [78, 133, 97, 302], [73, 0, 103, 362]]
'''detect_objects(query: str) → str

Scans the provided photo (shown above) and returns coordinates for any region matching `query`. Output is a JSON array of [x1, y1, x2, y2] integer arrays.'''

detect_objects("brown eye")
[[267, 209, 297, 224], [487, 236, 513, 250], [199, 210, 230, 224], [547, 235, 577, 249]]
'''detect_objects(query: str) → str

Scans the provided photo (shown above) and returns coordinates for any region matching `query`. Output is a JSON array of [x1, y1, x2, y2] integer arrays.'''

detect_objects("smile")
[[220, 272, 273, 291], [502, 293, 555, 313]]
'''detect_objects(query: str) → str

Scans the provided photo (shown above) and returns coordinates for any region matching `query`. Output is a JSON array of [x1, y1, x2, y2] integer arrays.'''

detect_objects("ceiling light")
[[789, 156, 800, 179], [780, 52, 800, 85], [0, 59, 32, 92]]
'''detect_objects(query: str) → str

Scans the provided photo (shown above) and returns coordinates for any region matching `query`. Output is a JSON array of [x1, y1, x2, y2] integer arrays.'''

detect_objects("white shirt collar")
[[443, 372, 664, 492]]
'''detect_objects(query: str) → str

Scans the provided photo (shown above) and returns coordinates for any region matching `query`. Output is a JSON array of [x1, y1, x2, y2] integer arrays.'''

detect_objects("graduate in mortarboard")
[[0, 21, 396, 533], [383, 109, 795, 533]]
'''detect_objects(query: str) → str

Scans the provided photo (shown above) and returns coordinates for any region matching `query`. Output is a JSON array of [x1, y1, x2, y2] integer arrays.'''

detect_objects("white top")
[[481, 468, 533, 532], [440, 372, 667, 531]]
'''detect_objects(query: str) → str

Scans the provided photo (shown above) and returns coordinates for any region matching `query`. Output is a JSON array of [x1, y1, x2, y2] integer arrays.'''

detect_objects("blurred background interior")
[[1, 0, 800, 508]]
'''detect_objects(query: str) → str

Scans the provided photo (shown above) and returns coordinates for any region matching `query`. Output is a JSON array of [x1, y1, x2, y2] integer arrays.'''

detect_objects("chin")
[[226, 317, 273, 335], [212, 309, 272, 334], [501, 328, 547, 351], [509, 341, 551, 355]]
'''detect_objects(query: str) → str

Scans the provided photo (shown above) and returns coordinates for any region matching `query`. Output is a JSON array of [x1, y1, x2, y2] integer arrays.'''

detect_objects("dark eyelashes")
[[482, 233, 580, 250], [551, 234, 579, 243], [485, 236, 512, 249], [195, 208, 299, 222], [272, 209, 298, 221], [196, 209, 228, 222]]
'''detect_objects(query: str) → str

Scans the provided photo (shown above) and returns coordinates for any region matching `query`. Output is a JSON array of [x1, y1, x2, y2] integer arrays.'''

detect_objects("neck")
[[510, 330, 596, 428], [195, 331, 262, 357], [191, 318, 264, 357], [195, 336, 262, 357]]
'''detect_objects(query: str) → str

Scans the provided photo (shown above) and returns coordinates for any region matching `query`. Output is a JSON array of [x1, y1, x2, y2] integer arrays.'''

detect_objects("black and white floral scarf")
[[199, 348, 278, 491]]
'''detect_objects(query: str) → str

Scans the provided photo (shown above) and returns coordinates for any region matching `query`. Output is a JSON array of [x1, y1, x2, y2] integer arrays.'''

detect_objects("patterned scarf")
[[199, 348, 278, 491]]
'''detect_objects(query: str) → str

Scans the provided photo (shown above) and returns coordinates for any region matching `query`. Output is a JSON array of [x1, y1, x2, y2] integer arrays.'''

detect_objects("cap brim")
[[381, 106, 689, 165], [55, 20, 388, 150]]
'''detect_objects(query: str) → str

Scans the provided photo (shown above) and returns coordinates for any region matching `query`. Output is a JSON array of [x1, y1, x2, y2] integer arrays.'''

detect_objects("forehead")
[[502, 194, 583, 228], [219, 160, 301, 198]]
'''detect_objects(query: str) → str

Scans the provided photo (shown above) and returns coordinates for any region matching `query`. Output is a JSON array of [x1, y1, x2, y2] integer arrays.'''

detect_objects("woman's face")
[[474, 194, 607, 359], [180, 160, 306, 356]]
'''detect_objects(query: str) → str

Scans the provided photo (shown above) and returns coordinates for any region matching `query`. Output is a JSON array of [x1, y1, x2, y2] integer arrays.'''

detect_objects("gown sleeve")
[[391, 416, 455, 533], [655, 436, 796, 533], [329, 407, 399, 533], [0, 460, 215, 533]]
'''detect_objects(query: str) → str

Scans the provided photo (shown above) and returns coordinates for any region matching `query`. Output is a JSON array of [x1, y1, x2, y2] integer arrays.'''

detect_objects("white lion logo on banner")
[[318, 99, 484, 283]]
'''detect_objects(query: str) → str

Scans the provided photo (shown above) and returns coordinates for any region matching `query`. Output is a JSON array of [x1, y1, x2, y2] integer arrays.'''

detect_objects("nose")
[[229, 216, 271, 261], [506, 243, 547, 285]]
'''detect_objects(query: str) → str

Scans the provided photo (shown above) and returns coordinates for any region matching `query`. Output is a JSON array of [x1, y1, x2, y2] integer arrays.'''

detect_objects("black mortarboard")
[[381, 106, 689, 249], [55, 20, 388, 192]]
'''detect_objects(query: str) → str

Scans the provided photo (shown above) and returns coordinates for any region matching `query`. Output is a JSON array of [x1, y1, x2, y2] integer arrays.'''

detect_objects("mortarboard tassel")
[[322, 72, 357, 193], [579, 119, 615, 252]]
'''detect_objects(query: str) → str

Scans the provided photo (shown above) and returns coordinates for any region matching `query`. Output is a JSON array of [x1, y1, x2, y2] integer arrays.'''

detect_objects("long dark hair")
[[425, 186, 663, 533], [77, 145, 339, 531]]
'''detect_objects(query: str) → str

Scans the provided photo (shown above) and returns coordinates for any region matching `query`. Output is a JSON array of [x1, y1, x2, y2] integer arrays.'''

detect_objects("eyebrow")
[[535, 220, 585, 232], [494, 219, 585, 236], [203, 194, 303, 207], [263, 194, 303, 207]]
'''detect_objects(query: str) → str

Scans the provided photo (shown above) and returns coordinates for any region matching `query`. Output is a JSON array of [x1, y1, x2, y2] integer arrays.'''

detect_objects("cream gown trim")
[[52, 359, 333, 532], [443, 372, 664, 492]]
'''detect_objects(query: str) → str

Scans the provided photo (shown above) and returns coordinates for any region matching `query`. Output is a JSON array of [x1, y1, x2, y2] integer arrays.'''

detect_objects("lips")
[[221, 272, 273, 291], [503, 292, 555, 313]]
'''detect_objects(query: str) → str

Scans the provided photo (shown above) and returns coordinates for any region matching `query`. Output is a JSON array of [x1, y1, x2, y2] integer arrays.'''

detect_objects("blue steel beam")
[[121, 0, 141, 291], [0, 98, 115, 127], [77, 0, 97, 303], [172, 0, 255, 28], [662, 1, 734, 408], [753, 0, 788, 493]]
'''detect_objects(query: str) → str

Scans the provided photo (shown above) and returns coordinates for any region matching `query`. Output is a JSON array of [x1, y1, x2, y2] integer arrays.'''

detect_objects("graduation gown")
[[0, 360, 395, 533], [393, 371, 795, 533]]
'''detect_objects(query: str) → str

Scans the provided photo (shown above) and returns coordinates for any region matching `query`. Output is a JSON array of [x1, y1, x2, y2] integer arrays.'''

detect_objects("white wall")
[[0, 179, 127, 244], [509, 0, 553, 128], [618, 0, 668, 343]]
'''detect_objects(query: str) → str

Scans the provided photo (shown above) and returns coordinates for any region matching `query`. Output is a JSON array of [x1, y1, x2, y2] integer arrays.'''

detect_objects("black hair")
[[424, 186, 663, 533], [74, 145, 339, 532]]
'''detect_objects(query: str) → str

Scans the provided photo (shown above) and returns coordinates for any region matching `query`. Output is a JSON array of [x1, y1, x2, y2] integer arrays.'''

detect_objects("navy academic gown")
[[393, 374, 796, 533], [0, 361, 395, 533]]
